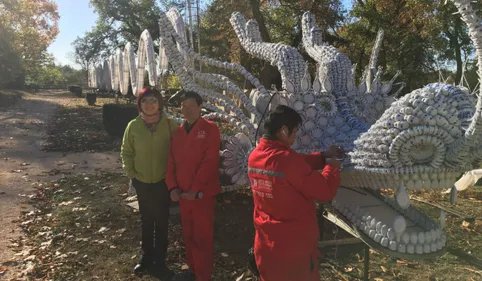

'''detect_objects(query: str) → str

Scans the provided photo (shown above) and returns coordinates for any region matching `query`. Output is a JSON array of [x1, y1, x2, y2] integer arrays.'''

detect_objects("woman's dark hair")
[[136, 87, 164, 113], [179, 90, 203, 106], [263, 105, 302, 136]]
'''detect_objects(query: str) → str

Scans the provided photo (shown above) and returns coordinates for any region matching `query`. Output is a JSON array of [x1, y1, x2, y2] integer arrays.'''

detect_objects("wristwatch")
[[195, 192, 204, 199]]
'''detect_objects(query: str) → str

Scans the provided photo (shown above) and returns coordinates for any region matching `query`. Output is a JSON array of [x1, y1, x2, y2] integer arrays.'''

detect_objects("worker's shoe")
[[247, 247, 260, 277], [172, 270, 196, 281], [150, 265, 175, 281]]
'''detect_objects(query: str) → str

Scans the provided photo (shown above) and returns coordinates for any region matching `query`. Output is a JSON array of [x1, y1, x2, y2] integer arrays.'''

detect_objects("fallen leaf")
[[355, 253, 362, 262], [236, 273, 245, 281], [98, 227, 110, 234], [181, 264, 189, 270], [380, 265, 387, 272], [344, 266, 354, 272], [59, 201, 74, 206], [374, 278, 384, 281], [116, 228, 126, 234], [0, 266, 8, 274]]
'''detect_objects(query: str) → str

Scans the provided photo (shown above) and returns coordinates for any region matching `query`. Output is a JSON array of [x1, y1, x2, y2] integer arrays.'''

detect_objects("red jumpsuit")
[[247, 138, 341, 281], [166, 118, 221, 281]]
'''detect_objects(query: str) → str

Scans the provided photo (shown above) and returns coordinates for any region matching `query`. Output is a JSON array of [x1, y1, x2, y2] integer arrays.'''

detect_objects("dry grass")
[[42, 96, 131, 152], [13, 174, 482, 281], [7, 91, 482, 280], [14, 173, 256, 281]]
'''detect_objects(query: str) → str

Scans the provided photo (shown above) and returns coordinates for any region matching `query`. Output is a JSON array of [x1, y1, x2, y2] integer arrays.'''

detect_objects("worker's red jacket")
[[166, 118, 221, 197], [247, 137, 341, 280]]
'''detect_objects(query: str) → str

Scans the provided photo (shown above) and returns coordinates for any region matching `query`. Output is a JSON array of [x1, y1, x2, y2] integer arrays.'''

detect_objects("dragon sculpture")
[[88, 0, 481, 259]]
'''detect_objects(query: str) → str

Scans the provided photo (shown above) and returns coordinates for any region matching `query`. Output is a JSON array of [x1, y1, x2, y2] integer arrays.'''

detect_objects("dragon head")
[[223, 0, 482, 258]]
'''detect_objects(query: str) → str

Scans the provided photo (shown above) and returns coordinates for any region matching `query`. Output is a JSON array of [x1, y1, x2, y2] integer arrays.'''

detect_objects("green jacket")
[[121, 113, 178, 183]]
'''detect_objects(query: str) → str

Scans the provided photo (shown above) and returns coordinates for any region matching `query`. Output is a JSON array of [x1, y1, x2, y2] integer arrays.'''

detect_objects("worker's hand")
[[180, 190, 197, 200], [323, 145, 345, 159], [326, 158, 342, 169], [170, 188, 182, 202]]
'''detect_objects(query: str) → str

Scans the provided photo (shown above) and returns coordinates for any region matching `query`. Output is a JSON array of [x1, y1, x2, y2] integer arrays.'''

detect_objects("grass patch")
[[14, 173, 482, 280], [42, 97, 129, 152], [0, 89, 25, 109], [15, 173, 256, 280]]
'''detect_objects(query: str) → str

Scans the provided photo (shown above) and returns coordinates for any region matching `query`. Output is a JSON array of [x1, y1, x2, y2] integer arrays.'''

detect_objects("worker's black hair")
[[179, 90, 203, 106], [263, 105, 302, 136]]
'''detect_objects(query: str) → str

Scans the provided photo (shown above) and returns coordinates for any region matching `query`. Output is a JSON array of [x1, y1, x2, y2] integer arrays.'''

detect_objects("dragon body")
[[89, 0, 482, 258]]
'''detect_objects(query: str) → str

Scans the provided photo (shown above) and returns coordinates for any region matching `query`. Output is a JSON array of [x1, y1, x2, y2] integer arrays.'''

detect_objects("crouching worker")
[[120, 87, 177, 280], [166, 91, 221, 281], [248, 105, 343, 281]]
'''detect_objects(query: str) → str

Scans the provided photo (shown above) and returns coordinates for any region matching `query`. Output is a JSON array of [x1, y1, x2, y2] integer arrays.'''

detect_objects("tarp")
[[444, 169, 482, 193]]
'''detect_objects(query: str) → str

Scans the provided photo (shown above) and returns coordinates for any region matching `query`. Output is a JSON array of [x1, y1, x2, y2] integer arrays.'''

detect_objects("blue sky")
[[47, 1, 98, 67], [48, 0, 353, 68]]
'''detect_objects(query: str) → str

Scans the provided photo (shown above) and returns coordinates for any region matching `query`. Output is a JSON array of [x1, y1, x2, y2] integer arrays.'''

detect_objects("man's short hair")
[[263, 105, 303, 136], [179, 90, 203, 106]]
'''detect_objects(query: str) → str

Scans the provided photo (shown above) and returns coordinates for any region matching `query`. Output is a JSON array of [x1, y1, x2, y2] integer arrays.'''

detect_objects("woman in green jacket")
[[121, 87, 177, 280]]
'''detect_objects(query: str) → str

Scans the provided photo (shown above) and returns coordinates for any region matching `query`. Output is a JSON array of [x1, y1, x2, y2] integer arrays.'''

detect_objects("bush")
[[0, 90, 23, 108], [86, 93, 97, 105], [102, 103, 139, 137], [68, 85, 82, 97]]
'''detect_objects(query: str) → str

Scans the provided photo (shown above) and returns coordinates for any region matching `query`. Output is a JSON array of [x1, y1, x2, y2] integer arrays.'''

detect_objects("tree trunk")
[[248, 0, 271, 42], [454, 17, 463, 84]]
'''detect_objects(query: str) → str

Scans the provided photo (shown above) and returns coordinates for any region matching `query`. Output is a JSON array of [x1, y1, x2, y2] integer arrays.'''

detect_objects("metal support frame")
[[364, 245, 370, 281], [318, 204, 370, 281]]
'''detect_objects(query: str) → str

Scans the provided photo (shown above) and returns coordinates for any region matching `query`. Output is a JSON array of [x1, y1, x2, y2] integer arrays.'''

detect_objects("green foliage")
[[166, 75, 182, 89], [199, 0, 346, 87], [71, 0, 164, 69], [0, 0, 59, 87], [0, 24, 22, 88], [24, 54, 88, 87], [339, 0, 444, 92]]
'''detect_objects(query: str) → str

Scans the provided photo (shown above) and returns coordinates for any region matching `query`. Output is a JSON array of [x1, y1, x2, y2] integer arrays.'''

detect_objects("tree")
[[89, 0, 162, 50], [436, 1, 481, 84], [339, 0, 443, 92], [71, 21, 119, 70], [72, 0, 170, 72], [0, 23, 22, 87], [200, 0, 346, 88], [0, 0, 59, 86]]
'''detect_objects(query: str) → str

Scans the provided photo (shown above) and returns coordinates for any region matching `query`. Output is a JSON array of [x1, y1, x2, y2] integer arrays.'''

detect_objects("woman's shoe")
[[172, 271, 196, 281], [133, 263, 149, 276]]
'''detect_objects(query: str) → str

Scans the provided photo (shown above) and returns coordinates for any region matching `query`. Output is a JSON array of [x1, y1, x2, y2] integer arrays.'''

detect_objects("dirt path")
[[0, 91, 123, 279]]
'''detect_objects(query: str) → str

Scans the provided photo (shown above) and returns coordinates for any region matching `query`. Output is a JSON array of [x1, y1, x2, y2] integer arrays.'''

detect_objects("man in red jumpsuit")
[[166, 91, 221, 281], [248, 105, 343, 281]]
